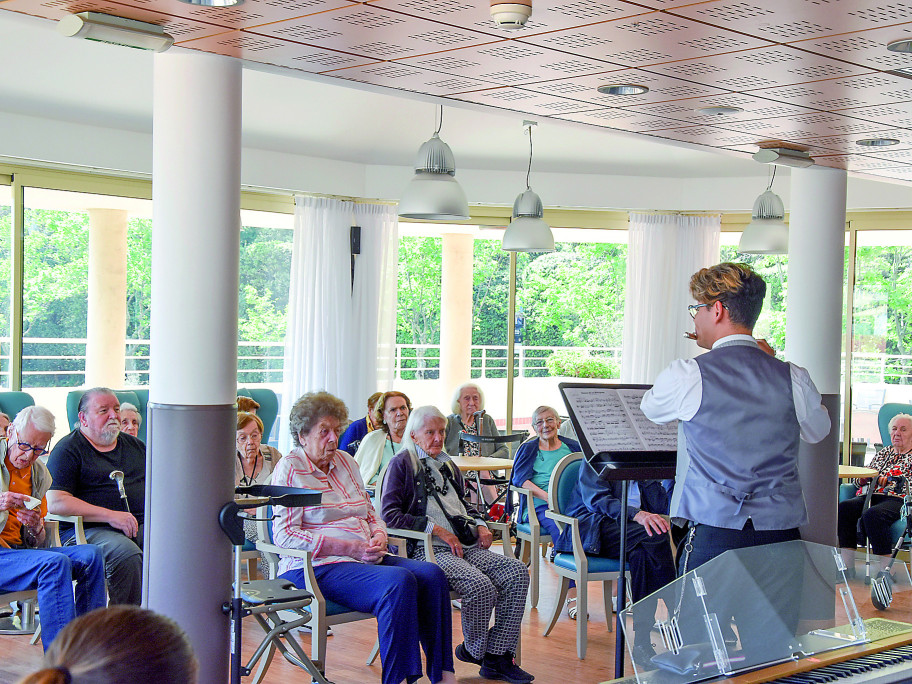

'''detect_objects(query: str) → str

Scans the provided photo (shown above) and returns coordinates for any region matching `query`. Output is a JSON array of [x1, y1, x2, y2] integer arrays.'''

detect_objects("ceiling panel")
[[520, 10, 773, 67], [669, 0, 912, 42], [248, 3, 496, 61], [3, 0, 912, 181], [399, 41, 618, 86], [370, 0, 650, 38]]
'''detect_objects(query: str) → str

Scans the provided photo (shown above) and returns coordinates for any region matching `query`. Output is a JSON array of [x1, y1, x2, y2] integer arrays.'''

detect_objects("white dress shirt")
[[641, 334, 830, 443]]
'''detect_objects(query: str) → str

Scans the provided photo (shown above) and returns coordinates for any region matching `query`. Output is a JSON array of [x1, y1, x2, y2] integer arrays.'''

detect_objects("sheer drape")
[[279, 197, 398, 452], [621, 213, 721, 384]]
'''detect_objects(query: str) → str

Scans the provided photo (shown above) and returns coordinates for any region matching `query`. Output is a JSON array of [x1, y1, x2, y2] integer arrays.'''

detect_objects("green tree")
[[397, 236, 442, 378]]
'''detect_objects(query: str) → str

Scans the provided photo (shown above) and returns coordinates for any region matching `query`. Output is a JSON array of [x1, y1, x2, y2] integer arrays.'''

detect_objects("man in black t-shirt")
[[47, 387, 146, 605]]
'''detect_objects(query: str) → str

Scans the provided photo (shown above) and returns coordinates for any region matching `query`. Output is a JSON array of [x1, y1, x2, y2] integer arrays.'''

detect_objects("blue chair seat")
[[301, 599, 359, 617], [553, 552, 626, 574], [515, 522, 532, 536]]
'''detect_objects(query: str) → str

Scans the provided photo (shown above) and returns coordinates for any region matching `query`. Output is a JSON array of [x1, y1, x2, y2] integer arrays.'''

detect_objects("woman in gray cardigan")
[[444, 382, 509, 461]]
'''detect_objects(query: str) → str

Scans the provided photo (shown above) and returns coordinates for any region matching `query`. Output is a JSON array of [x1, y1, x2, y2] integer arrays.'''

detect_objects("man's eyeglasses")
[[533, 417, 558, 428], [688, 301, 728, 319]]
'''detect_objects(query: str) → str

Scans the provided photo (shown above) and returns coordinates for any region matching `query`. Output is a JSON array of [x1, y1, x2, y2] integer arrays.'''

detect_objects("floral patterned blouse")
[[854, 445, 912, 497]]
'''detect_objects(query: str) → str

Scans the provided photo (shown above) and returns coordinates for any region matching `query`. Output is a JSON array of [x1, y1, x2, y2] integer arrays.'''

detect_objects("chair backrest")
[[0, 391, 35, 422], [878, 403, 912, 446], [66, 389, 147, 442], [548, 452, 583, 517], [238, 388, 279, 443]]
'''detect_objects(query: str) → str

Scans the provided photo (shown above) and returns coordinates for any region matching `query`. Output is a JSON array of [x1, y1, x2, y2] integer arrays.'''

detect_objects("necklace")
[[425, 462, 450, 496]]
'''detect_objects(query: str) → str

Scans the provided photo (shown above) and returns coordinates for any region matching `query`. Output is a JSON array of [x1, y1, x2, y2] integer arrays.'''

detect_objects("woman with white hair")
[[838, 412, 912, 570], [444, 383, 509, 461], [119, 403, 142, 439], [381, 406, 533, 684]]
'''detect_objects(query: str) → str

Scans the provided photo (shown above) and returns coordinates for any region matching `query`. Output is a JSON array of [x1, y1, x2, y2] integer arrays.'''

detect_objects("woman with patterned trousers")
[[382, 405, 534, 684], [272, 392, 455, 684]]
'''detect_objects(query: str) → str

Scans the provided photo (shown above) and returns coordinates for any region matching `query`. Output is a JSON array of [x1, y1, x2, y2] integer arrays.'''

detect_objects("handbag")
[[423, 461, 479, 546]]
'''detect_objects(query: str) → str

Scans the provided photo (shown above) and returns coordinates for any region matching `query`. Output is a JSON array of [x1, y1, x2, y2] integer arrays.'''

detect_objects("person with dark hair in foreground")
[[16, 605, 198, 684]]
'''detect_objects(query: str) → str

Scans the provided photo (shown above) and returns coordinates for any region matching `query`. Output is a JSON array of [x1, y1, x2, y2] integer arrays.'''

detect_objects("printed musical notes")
[[562, 386, 677, 453]]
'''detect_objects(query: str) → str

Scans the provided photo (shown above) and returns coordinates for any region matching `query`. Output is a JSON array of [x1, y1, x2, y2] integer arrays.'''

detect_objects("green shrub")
[[546, 350, 619, 379]]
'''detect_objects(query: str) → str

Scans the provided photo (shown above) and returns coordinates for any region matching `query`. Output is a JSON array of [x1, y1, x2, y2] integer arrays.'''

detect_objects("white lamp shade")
[[398, 172, 470, 221], [739, 217, 788, 254]]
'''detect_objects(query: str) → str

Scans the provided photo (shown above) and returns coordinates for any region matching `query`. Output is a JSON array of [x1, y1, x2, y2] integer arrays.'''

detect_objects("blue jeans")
[[0, 545, 107, 650], [282, 555, 453, 684]]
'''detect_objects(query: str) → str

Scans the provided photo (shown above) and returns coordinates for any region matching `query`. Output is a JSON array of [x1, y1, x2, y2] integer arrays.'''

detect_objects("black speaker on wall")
[[350, 225, 361, 289]]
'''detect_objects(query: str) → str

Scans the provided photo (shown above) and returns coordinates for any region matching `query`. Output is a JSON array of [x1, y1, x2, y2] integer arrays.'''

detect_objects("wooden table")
[[838, 465, 878, 479], [448, 456, 514, 473]]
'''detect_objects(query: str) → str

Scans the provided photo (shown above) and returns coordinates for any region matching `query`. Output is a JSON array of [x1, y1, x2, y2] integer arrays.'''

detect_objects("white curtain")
[[279, 197, 398, 452], [621, 213, 721, 384], [351, 202, 399, 401]]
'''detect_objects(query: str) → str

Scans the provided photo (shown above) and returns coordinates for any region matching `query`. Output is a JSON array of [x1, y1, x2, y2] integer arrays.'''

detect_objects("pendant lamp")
[[502, 122, 554, 252], [398, 106, 470, 221], [739, 167, 788, 255]]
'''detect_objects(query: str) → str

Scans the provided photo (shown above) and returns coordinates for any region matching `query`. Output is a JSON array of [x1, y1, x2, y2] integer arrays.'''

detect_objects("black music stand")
[[220, 485, 323, 684], [559, 382, 677, 679], [458, 431, 527, 520]]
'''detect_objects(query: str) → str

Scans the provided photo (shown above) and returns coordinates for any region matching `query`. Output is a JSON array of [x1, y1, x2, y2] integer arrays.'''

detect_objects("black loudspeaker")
[[350, 226, 361, 255]]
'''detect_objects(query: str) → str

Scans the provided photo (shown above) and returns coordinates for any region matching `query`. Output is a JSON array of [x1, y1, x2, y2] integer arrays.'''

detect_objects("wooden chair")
[[543, 453, 629, 659], [255, 507, 379, 678], [509, 482, 551, 608]]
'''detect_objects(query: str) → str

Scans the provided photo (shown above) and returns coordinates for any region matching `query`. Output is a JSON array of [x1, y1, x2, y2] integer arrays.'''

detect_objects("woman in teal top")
[[509, 405, 582, 616]]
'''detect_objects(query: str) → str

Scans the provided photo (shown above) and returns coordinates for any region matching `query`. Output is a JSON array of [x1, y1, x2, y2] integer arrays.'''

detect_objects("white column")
[[786, 165, 847, 546], [85, 208, 127, 387], [147, 50, 240, 684], [440, 232, 473, 393]]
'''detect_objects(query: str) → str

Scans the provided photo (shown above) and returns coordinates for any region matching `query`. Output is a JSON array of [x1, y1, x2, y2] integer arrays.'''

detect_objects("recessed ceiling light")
[[696, 106, 744, 116], [887, 38, 912, 53], [857, 137, 901, 147], [596, 84, 649, 96]]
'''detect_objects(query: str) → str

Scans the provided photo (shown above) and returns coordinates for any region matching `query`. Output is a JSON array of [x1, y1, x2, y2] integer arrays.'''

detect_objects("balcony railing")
[[3, 338, 912, 389]]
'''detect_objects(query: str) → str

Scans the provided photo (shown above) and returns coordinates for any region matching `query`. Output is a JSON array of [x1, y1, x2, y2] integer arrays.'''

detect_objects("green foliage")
[[719, 248, 788, 350], [546, 349, 619, 378]]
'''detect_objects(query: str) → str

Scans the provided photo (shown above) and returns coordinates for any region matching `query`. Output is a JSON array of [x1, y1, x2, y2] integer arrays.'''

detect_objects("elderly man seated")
[[0, 405, 106, 650], [556, 457, 676, 662], [382, 406, 534, 684], [47, 388, 145, 605]]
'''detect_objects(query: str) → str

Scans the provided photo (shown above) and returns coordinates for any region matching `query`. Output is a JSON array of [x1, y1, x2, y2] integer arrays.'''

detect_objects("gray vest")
[[674, 340, 807, 530]]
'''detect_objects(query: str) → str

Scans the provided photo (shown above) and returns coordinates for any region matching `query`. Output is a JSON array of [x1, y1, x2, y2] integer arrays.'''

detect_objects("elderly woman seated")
[[119, 403, 142, 438], [340, 391, 384, 455], [235, 412, 282, 487], [839, 412, 912, 569], [354, 391, 411, 488], [272, 392, 455, 684], [382, 406, 534, 684], [444, 382, 509, 461]]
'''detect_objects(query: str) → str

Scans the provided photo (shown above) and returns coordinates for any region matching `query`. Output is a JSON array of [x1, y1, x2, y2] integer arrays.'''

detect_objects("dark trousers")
[[282, 555, 453, 684], [63, 525, 144, 605], [838, 494, 904, 556], [677, 522, 802, 656], [597, 520, 676, 639]]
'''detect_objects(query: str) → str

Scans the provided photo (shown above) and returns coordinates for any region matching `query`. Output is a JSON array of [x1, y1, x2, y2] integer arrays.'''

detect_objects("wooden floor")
[[0, 543, 624, 684]]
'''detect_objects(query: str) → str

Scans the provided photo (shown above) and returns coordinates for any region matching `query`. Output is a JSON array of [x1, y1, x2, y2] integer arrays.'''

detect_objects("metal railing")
[[3, 338, 912, 388]]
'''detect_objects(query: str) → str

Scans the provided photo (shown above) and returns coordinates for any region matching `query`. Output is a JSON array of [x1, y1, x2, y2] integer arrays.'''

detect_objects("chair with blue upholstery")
[[238, 388, 279, 444], [0, 391, 35, 424], [255, 506, 378, 678], [543, 452, 629, 660], [509, 482, 551, 608]]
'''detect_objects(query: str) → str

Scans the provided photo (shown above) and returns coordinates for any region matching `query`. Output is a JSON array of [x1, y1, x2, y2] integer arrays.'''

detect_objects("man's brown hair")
[[689, 262, 766, 329]]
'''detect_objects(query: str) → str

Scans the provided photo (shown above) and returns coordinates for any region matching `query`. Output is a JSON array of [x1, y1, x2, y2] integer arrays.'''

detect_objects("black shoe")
[[479, 652, 534, 683], [455, 642, 482, 665]]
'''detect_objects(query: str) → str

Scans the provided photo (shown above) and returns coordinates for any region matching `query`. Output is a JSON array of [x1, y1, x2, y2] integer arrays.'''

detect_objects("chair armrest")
[[545, 511, 590, 574], [384, 527, 436, 562], [45, 513, 88, 545], [254, 542, 325, 604], [511, 485, 544, 528], [487, 520, 514, 558]]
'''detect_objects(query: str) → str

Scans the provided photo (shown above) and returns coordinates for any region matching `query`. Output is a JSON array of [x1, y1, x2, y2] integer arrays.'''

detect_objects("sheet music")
[[562, 386, 677, 453]]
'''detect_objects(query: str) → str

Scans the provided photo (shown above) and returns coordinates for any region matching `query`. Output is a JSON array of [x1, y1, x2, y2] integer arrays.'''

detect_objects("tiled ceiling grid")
[[4, 0, 912, 182]]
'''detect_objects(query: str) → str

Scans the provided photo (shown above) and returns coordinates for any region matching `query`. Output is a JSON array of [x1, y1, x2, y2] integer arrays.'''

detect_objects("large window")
[[0, 183, 10, 389]]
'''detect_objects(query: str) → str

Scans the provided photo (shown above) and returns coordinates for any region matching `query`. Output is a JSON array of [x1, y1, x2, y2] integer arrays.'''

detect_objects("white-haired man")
[[0, 405, 106, 649], [47, 388, 146, 605]]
